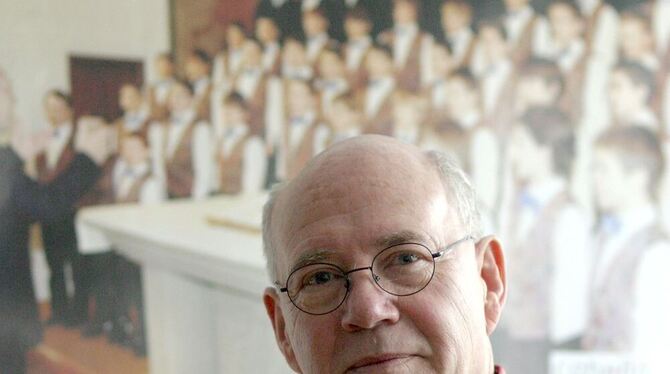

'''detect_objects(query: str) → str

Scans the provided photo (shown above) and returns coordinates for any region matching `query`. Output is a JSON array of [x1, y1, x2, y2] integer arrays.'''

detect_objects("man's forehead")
[[271, 136, 453, 263]]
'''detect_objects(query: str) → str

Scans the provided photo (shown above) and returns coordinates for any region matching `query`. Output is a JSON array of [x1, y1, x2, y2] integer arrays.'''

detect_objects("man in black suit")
[[1, 71, 110, 374]]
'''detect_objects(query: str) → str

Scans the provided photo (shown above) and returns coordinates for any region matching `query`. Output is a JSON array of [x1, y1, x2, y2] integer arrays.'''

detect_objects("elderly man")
[[263, 135, 507, 373]]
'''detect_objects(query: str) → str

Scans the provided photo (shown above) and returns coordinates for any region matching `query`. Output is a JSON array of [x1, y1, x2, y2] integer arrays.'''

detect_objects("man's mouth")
[[347, 354, 414, 372]]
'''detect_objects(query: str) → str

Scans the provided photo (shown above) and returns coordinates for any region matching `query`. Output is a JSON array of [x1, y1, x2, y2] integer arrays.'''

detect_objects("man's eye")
[[395, 252, 420, 265], [304, 271, 337, 286]]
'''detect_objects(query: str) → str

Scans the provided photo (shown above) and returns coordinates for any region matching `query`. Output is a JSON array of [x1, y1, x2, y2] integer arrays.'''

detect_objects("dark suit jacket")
[[0, 147, 99, 351]]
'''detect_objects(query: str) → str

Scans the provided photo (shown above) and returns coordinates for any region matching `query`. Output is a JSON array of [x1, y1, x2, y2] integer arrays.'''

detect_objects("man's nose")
[[340, 270, 400, 332]]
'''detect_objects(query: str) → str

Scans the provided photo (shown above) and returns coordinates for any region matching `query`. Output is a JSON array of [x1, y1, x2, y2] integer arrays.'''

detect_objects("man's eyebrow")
[[289, 249, 335, 274], [374, 230, 426, 248]]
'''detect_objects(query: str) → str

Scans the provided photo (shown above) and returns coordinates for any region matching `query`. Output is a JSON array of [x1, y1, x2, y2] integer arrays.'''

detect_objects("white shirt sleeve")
[[191, 122, 213, 200], [633, 242, 670, 366], [241, 136, 268, 195], [550, 205, 591, 343]]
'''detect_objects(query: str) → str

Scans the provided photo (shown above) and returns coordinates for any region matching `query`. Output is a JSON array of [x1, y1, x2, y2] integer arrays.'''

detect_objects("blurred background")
[[1, 0, 669, 373]]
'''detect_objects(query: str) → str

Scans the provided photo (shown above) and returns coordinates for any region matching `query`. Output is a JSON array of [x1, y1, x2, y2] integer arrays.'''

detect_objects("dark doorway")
[[69, 56, 144, 122]]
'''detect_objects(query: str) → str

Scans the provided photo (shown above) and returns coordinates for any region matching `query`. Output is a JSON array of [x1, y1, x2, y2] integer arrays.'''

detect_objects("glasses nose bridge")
[[344, 266, 381, 289]]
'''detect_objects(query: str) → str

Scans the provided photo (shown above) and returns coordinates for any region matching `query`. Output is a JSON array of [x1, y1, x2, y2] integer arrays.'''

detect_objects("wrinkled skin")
[[264, 136, 507, 374]]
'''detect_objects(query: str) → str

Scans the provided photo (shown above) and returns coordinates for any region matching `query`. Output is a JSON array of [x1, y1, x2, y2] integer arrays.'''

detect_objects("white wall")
[[0, 0, 170, 129]]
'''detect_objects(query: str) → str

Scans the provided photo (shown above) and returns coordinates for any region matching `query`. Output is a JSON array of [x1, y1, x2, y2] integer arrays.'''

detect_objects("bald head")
[[263, 135, 481, 281], [262, 135, 504, 374]]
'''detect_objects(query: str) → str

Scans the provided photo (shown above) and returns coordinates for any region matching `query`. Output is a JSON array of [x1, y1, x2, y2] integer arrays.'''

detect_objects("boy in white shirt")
[[584, 126, 670, 372]]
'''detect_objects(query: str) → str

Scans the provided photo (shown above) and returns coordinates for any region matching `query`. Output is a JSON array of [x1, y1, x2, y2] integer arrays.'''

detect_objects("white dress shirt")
[[445, 28, 474, 66], [112, 160, 164, 204], [235, 68, 264, 101], [123, 110, 149, 133], [316, 78, 349, 114], [288, 112, 330, 154], [193, 77, 211, 99], [515, 177, 591, 342], [593, 204, 670, 360], [152, 78, 175, 105], [365, 77, 395, 118], [262, 42, 280, 73], [459, 113, 500, 212], [46, 122, 73, 170], [282, 65, 314, 81], [346, 36, 372, 71], [480, 59, 513, 115], [306, 33, 329, 63], [393, 23, 419, 68], [153, 110, 213, 200], [217, 124, 267, 194]]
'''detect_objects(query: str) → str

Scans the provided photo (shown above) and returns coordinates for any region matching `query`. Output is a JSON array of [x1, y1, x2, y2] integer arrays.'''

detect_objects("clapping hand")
[[75, 116, 115, 165]]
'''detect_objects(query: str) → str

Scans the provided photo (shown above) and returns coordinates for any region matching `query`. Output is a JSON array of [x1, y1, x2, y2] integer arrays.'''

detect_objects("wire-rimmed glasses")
[[276, 235, 475, 315]]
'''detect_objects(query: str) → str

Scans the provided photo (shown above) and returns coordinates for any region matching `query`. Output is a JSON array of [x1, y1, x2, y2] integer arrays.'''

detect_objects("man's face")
[[185, 56, 208, 82], [256, 18, 279, 44], [393, 1, 417, 25], [515, 74, 559, 115], [365, 49, 394, 79], [119, 85, 142, 112], [441, 4, 471, 34], [44, 94, 72, 127], [264, 139, 504, 374], [223, 102, 248, 126], [619, 17, 654, 59], [509, 124, 548, 183], [303, 12, 328, 37], [168, 84, 192, 113], [548, 3, 583, 44], [608, 70, 646, 119], [227, 25, 247, 49], [592, 147, 631, 213], [283, 40, 309, 67], [503, 0, 530, 12], [327, 100, 356, 131], [478, 27, 508, 63], [345, 17, 371, 40], [155, 56, 174, 79]]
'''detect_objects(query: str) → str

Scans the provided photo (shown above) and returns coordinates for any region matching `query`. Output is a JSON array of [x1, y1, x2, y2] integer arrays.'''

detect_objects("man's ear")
[[263, 287, 301, 373], [474, 235, 507, 335]]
